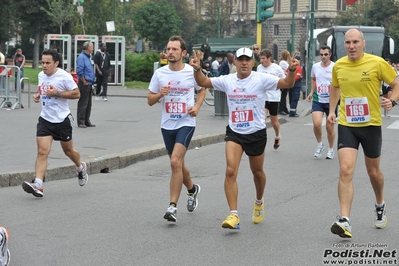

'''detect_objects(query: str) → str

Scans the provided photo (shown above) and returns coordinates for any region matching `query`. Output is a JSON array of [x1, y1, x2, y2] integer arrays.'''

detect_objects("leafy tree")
[[334, 0, 399, 60], [132, 0, 182, 50], [170, 0, 201, 50], [17, 0, 59, 68], [41, 0, 76, 34]]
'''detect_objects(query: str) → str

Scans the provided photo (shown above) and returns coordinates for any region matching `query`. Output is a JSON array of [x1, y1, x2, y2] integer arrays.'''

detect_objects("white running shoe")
[[314, 143, 325, 158], [77, 162, 89, 186], [0, 227, 10, 266], [374, 203, 387, 229], [326, 149, 335, 159], [163, 205, 177, 222]]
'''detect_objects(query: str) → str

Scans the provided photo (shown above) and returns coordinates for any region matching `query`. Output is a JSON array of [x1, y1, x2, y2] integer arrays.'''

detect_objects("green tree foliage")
[[132, 0, 182, 50], [125, 51, 160, 82], [195, 0, 232, 39], [334, 0, 399, 60], [171, 0, 201, 50], [41, 0, 76, 34]]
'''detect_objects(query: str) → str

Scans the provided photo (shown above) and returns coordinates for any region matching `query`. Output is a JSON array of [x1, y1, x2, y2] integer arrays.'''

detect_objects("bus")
[[316, 26, 394, 62]]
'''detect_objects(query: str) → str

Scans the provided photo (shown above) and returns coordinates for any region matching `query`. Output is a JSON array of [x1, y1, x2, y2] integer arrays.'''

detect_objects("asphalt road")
[[2, 103, 399, 265]]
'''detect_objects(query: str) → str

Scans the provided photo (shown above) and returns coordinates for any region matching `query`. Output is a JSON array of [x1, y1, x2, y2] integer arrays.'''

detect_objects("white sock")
[[77, 164, 83, 171], [342, 216, 350, 222], [255, 198, 263, 205], [230, 210, 238, 215], [34, 178, 43, 187], [318, 142, 323, 147], [376, 202, 385, 208]]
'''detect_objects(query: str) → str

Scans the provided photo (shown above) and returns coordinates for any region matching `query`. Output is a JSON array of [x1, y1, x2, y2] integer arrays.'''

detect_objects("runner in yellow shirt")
[[327, 28, 399, 238]]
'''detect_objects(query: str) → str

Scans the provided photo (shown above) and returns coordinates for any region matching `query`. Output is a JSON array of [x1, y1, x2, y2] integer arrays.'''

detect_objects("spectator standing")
[[22, 49, 88, 198], [308, 46, 336, 159], [257, 49, 285, 149], [278, 50, 290, 115], [328, 28, 399, 238], [252, 44, 261, 70], [94, 43, 111, 101], [288, 55, 303, 117], [76, 41, 96, 128], [211, 57, 220, 77], [219, 53, 234, 75], [190, 47, 298, 229], [13, 48, 26, 91], [147, 36, 205, 223]]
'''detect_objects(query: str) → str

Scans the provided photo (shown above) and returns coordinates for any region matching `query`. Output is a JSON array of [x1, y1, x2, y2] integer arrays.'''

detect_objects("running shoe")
[[22, 180, 44, 197], [0, 227, 10, 266], [331, 217, 352, 238], [222, 213, 240, 229], [314, 143, 325, 158], [164, 205, 177, 222], [374, 203, 387, 229], [77, 162, 89, 186], [187, 184, 201, 212], [252, 201, 264, 224], [326, 149, 335, 160], [273, 138, 280, 150]]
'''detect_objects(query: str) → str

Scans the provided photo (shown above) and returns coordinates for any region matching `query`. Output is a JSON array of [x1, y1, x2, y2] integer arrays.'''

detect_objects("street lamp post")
[[217, 0, 221, 38], [291, 0, 295, 54], [120, 0, 129, 36]]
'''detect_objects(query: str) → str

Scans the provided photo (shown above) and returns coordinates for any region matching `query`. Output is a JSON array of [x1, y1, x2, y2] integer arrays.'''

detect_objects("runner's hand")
[[189, 50, 201, 71]]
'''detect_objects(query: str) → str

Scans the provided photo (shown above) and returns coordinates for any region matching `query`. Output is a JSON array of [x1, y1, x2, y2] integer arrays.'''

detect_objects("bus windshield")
[[334, 31, 385, 60]]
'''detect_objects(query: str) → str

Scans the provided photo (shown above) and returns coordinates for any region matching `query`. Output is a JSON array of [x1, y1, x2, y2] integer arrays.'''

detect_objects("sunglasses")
[[253, 48, 259, 50], [320, 53, 330, 56]]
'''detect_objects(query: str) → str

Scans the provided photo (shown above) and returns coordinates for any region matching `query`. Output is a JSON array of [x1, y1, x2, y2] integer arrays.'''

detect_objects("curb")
[[0, 118, 287, 188]]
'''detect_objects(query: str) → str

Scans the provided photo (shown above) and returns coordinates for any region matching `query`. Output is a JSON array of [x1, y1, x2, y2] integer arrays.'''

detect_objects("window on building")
[[274, 0, 281, 13], [241, 0, 248, 12], [274, 25, 279, 35], [337, 0, 347, 10]]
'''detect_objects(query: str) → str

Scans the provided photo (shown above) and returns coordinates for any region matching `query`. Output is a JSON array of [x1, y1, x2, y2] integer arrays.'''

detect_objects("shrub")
[[125, 51, 160, 82]]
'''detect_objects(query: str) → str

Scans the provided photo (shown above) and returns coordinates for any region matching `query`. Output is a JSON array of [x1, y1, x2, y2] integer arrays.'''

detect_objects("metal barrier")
[[21, 77, 31, 108], [0, 65, 22, 109]]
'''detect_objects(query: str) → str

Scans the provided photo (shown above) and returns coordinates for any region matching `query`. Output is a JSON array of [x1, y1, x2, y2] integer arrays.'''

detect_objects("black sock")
[[188, 185, 196, 194], [170, 202, 177, 207]]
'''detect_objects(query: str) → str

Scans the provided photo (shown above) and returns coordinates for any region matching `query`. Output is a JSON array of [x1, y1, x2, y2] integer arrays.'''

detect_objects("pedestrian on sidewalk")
[[190, 47, 298, 229], [147, 36, 206, 223], [22, 49, 89, 198], [13, 48, 25, 91], [328, 28, 399, 238], [288, 54, 303, 117], [94, 43, 111, 101], [308, 45, 336, 159], [278, 50, 290, 115], [257, 49, 285, 149], [76, 41, 96, 128]]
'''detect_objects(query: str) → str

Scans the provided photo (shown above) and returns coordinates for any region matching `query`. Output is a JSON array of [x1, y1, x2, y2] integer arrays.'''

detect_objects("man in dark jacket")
[[94, 43, 111, 101], [219, 53, 234, 75]]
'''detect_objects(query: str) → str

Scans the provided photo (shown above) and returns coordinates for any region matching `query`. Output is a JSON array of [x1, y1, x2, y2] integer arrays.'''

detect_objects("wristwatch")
[[390, 99, 397, 107], [55, 91, 60, 98]]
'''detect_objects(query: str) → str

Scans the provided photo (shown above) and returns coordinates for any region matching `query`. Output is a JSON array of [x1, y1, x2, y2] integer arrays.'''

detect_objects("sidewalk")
[[0, 86, 311, 187]]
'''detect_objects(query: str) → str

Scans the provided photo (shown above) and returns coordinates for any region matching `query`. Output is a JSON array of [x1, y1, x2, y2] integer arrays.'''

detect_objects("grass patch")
[[125, 81, 149, 89], [23, 67, 150, 89], [24, 67, 41, 85]]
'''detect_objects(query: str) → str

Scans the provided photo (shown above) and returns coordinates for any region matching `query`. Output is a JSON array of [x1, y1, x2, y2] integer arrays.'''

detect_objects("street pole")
[[217, 0, 221, 38], [291, 0, 295, 54], [114, 0, 116, 35], [306, 0, 315, 97]]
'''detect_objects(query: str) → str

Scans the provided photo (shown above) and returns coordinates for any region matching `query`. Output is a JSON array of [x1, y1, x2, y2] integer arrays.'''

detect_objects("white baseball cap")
[[235, 47, 253, 59]]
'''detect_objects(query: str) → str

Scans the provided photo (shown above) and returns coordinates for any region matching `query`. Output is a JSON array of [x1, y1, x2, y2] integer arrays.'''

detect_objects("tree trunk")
[[32, 28, 41, 69]]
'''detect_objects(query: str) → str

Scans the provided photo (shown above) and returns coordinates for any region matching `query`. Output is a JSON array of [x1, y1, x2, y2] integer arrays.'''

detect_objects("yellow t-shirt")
[[332, 53, 397, 127]]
